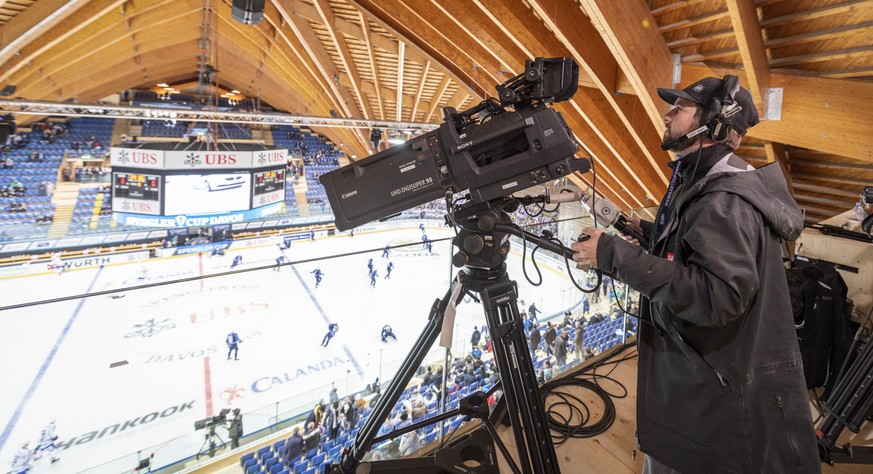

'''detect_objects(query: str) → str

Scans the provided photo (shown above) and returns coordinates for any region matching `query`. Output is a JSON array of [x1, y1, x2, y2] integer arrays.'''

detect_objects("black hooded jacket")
[[597, 144, 820, 473]]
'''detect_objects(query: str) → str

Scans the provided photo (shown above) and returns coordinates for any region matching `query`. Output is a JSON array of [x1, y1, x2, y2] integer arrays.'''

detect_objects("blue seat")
[[301, 468, 316, 474], [293, 461, 308, 474], [310, 452, 325, 467], [270, 463, 285, 474]]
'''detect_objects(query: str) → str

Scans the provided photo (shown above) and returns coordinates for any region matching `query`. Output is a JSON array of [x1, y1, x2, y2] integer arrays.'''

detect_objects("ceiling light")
[[157, 83, 168, 87]]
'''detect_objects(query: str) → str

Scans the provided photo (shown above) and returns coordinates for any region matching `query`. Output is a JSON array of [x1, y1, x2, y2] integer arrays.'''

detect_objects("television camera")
[[319, 57, 590, 231], [193, 408, 230, 431], [194, 408, 230, 459]]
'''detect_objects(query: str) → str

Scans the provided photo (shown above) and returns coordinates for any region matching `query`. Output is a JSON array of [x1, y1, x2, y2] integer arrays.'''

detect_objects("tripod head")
[[449, 199, 515, 271]]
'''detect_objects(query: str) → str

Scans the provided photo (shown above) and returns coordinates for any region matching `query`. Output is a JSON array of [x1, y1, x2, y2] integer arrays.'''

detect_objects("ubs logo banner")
[[166, 151, 251, 169], [119, 284, 275, 363], [110, 148, 165, 169]]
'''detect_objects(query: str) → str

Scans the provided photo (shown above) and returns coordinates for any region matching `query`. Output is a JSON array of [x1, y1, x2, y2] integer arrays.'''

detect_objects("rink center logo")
[[118, 285, 275, 361]]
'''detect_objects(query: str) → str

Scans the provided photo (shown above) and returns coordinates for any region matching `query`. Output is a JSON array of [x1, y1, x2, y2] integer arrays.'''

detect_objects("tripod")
[[817, 325, 873, 464], [331, 199, 564, 473], [196, 425, 226, 459]]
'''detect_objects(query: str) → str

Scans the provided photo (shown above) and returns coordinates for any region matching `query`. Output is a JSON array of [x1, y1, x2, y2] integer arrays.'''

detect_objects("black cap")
[[657, 76, 760, 135]]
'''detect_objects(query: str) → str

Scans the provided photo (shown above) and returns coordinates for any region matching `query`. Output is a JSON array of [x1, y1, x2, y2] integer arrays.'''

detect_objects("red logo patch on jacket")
[[666, 252, 675, 261]]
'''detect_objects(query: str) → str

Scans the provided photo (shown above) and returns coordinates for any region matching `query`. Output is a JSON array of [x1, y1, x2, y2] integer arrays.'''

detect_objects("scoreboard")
[[112, 171, 162, 215], [252, 168, 285, 207]]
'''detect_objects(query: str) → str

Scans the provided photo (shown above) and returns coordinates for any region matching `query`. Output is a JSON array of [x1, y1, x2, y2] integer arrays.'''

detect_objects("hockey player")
[[369, 269, 378, 287], [385, 262, 394, 279], [230, 254, 243, 270], [425, 240, 433, 254], [367, 258, 374, 273], [382, 245, 391, 258], [226, 331, 242, 360], [274, 246, 286, 272], [210, 247, 225, 257], [35, 420, 59, 464], [421, 233, 428, 248], [10, 441, 33, 473], [419, 223, 425, 234], [50, 253, 64, 276], [136, 263, 149, 282], [311, 268, 324, 288], [381, 325, 397, 343], [321, 323, 339, 347]]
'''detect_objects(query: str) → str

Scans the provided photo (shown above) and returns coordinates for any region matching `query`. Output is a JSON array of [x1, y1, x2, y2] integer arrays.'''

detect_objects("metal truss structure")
[[0, 99, 439, 132]]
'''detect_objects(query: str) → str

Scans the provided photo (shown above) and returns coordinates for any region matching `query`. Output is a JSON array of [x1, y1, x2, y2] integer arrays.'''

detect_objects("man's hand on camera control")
[[623, 215, 644, 246], [571, 227, 603, 270]]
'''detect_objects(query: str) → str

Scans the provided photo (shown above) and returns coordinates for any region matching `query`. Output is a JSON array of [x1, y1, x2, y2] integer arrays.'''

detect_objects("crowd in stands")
[[238, 286, 639, 474]]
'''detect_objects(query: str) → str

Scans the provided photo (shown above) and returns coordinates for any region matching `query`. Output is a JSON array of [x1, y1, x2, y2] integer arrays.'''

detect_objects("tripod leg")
[[479, 276, 559, 474], [340, 283, 459, 471]]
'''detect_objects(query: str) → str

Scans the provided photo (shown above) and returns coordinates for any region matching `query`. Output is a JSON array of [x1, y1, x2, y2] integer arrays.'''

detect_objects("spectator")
[[3, 156, 13, 169], [574, 322, 585, 361], [283, 427, 304, 461], [399, 430, 421, 456], [302, 421, 321, 452], [529, 323, 541, 354], [553, 330, 568, 369], [543, 322, 557, 357]]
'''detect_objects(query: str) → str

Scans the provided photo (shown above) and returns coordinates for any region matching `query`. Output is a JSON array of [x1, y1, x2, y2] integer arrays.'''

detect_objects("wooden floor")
[[491, 344, 873, 474]]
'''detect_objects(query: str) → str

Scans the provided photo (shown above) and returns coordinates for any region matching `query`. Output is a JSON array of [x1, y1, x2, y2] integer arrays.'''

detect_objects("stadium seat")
[[293, 461, 308, 474], [310, 452, 325, 467], [301, 468, 316, 474]]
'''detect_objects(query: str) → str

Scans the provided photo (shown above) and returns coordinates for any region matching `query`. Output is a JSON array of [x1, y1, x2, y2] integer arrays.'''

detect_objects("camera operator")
[[571, 77, 819, 473], [227, 408, 243, 449]]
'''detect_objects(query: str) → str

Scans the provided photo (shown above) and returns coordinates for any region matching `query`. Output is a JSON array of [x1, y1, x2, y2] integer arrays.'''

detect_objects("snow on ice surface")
[[0, 224, 580, 472]]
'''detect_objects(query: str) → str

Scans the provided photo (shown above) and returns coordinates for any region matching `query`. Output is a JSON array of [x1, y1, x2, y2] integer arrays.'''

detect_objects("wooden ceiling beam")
[[770, 44, 873, 67], [410, 60, 429, 122], [396, 41, 404, 122], [272, 0, 369, 152], [765, 20, 873, 49], [350, 0, 488, 99], [423, 75, 450, 123], [822, 65, 873, 78], [0, 0, 88, 65], [652, 0, 708, 17], [760, 0, 873, 29], [6, 0, 194, 92], [681, 63, 873, 162], [359, 14, 385, 121], [0, 0, 128, 84], [726, 0, 772, 121], [659, 8, 730, 34], [312, 0, 373, 121], [667, 28, 735, 48], [793, 182, 865, 198]]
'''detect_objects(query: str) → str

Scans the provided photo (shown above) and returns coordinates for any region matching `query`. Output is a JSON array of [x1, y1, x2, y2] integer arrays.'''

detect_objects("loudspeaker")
[[231, 0, 264, 25]]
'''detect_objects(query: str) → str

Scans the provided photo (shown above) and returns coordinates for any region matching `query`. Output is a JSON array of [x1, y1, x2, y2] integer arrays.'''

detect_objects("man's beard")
[[662, 122, 702, 153]]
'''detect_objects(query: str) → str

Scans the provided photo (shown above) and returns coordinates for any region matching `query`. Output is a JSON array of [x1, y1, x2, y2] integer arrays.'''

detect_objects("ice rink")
[[0, 223, 584, 473]]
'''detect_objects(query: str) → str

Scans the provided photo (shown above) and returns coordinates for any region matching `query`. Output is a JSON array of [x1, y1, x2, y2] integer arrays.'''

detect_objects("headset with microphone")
[[659, 75, 744, 151]]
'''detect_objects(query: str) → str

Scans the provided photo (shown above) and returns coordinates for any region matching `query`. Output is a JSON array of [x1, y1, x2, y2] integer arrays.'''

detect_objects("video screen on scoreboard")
[[252, 168, 285, 208], [164, 172, 252, 215], [112, 171, 162, 215]]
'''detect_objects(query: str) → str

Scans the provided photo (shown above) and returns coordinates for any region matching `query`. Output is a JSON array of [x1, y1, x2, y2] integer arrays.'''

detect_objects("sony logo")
[[456, 140, 474, 150]]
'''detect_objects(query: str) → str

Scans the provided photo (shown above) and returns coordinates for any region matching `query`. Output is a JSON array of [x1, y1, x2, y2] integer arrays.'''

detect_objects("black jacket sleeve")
[[597, 193, 760, 327]]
